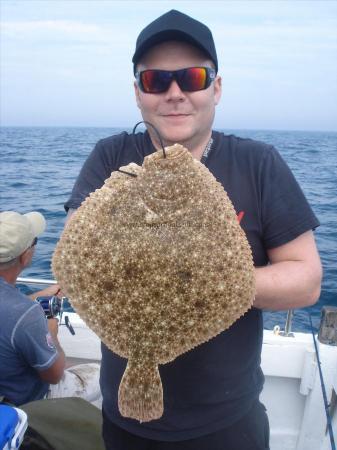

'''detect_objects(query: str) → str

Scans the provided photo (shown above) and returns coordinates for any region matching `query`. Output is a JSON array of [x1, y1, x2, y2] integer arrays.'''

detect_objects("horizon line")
[[1, 125, 336, 134]]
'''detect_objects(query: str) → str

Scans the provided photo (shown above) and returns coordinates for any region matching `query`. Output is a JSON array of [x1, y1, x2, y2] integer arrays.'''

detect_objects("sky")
[[1, 0, 337, 131]]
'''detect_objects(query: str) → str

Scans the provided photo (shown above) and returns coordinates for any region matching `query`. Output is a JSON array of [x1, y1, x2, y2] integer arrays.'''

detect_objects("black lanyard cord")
[[132, 121, 166, 161]]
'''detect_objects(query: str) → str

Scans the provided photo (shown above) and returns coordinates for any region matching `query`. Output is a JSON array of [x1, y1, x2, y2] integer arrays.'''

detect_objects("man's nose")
[[164, 79, 185, 101]]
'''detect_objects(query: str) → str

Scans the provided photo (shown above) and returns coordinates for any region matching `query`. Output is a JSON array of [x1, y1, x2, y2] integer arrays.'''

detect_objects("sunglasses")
[[30, 237, 38, 248], [136, 67, 216, 94]]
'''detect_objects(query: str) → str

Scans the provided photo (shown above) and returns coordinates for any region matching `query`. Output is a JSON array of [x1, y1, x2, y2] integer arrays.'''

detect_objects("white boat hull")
[[58, 313, 336, 450]]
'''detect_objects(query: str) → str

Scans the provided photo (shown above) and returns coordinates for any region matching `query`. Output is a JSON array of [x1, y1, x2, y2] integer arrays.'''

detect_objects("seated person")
[[0, 210, 65, 405]]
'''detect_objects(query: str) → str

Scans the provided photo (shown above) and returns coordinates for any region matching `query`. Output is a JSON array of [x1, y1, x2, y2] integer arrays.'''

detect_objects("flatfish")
[[52, 143, 255, 422]]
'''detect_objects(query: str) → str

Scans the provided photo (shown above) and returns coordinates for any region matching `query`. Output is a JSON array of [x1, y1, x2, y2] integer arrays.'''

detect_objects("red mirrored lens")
[[141, 71, 171, 93], [180, 67, 207, 91]]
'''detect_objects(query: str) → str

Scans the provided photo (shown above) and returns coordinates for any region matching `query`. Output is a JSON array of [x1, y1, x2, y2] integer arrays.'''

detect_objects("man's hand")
[[29, 284, 62, 301]]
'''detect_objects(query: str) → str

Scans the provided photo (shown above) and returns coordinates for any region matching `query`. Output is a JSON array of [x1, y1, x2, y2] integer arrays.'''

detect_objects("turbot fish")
[[52, 143, 255, 422]]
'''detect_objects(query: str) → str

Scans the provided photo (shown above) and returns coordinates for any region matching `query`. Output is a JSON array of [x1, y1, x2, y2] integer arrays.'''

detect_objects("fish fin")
[[118, 361, 163, 422]]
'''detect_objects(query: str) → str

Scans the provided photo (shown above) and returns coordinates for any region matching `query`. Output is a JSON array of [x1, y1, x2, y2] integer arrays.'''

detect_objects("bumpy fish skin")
[[52, 144, 255, 422]]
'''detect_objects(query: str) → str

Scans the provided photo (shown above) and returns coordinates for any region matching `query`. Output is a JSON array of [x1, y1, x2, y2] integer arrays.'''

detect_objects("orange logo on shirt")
[[237, 211, 245, 224]]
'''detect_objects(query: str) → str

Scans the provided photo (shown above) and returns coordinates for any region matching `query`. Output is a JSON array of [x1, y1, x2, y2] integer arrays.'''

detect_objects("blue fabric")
[[0, 278, 58, 405], [66, 131, 319, 440], [0, 405, 18, 448]]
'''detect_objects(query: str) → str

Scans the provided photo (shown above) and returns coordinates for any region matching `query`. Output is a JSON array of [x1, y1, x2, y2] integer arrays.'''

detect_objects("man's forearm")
[[53, 336, 66, 360], [52, 336, 66, 375], [48, 328, 66, 369], [253, 260, 322, 311], [29, 285, 60, 301]]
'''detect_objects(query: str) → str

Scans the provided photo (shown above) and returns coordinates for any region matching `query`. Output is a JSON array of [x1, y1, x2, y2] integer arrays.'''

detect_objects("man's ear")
[[19, 248, 32, 268], [134, 81, 141, 109], [214, 75, 222, 106]]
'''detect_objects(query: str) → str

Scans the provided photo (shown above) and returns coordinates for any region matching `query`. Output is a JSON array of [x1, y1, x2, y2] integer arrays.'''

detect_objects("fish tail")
[[118, 360, 163, 422]]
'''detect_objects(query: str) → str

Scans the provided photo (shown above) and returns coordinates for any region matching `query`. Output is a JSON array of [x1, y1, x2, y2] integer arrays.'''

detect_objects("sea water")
[[1, 126, 336, 332]]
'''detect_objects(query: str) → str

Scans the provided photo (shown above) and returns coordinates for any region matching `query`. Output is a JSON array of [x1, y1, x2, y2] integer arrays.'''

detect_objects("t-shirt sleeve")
[[12, 304, 58, 371], [260, 146, 320, 249], [64, 139, 113, 211]]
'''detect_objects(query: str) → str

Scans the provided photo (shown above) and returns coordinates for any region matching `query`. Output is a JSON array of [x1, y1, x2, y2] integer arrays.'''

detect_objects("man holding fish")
[[65, 9, 322, 450]]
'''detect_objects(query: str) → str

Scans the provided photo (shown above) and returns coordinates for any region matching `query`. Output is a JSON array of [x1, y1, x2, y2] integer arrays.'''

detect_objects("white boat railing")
[[17, 277, 57, 286], [279, 309, 294, 337]]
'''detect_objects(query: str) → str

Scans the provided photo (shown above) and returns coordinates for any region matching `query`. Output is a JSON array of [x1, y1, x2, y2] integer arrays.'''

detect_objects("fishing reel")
[[36, 296, 75, 335], [36, 295, 62, 318]]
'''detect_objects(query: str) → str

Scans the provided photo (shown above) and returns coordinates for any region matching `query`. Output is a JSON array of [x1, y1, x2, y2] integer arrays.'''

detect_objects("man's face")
[[134, 41, 222, 149]]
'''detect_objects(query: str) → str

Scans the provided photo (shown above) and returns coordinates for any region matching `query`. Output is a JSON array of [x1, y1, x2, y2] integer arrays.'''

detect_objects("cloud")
[[2, 19, 136, 47], [3, 20, 101, 36]]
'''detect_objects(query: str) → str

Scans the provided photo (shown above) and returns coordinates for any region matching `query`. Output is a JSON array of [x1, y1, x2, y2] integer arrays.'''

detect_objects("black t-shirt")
[[65, 130, 319, 441]]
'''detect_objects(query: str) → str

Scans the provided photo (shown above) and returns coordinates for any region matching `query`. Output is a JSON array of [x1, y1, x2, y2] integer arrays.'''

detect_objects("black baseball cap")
[[132, 10, 218, 74]]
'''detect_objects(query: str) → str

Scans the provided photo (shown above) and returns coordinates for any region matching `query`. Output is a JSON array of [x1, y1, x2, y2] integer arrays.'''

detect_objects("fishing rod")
[[309, 310, 336, 450]]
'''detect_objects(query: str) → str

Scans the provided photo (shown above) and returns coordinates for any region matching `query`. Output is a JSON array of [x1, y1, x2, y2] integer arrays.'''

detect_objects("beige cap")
[[0, 211, 46, 263]]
